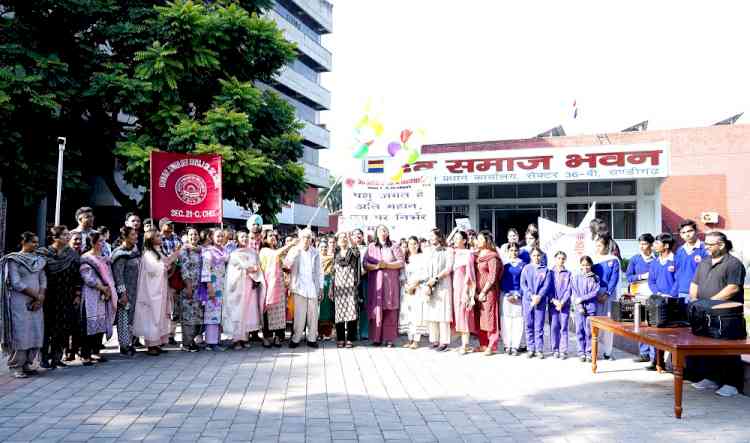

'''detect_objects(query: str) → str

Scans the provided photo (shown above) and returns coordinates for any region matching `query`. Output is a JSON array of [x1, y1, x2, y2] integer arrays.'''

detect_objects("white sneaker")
[[715, 385, 739, 397], [691, 379, 720, 390]]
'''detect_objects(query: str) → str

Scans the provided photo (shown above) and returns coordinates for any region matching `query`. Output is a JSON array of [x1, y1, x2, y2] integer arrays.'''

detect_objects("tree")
[[0, 0, 307, 223]]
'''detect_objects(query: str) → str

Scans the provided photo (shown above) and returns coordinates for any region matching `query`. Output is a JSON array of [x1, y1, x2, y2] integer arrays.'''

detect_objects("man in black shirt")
[[688, 231, 747, 397]]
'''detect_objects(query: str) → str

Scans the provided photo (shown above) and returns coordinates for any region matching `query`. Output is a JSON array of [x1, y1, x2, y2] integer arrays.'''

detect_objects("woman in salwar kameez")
[[38, 226, 81, 368], [79, 231, 118, 364], [331, 232, 360, 348], [201, 229, 230, 351], [318, 236, 336, 341], [399, 236, 427, 349], [0, 232, 46, 378], [111, 227, 141, 356], [133, 230, 180, 356], [451, 231, 477, 355], [259, 231, 295, 348], [224, 230, 265, 350], [363, 225, 404, 347], [179, 227, 204, 352], [422, 228, 453, 351], [474, 230, 503, 356]]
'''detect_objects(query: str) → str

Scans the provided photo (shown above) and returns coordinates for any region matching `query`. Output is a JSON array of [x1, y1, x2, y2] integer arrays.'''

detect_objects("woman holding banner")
[[363, 225, 404, 347]]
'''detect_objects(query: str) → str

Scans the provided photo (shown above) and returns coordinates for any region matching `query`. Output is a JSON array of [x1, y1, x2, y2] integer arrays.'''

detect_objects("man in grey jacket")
[[284, 228, 323, 348]]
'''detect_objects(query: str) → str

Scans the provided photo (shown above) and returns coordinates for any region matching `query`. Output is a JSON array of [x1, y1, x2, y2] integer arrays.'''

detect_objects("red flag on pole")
[[150, 151, 223, 224]]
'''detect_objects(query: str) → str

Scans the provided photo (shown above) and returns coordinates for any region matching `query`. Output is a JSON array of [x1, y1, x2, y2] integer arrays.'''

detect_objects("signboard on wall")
[[398, 143, 670, 184], [340, 174, 436, 241]]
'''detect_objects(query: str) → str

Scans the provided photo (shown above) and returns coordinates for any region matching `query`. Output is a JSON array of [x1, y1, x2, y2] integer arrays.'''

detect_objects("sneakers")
[[691, 379, 720, 391], [527, 351, 536, 359], [715, 385, 739, 397], [633, 354, 650, 363]]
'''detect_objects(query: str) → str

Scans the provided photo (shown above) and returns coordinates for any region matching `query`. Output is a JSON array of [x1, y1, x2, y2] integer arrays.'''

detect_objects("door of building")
[[478, 204, 557, 243]]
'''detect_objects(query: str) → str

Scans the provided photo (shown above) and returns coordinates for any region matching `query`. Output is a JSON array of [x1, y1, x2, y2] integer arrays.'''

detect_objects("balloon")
[[389, 168, 404, 182], [405, 148, 419, 164], [353, 143, 370, 159], [246, 214, 263, 229], [354, 114, 368, 129], [387, 142, 401, 157], [400, 129, 413, 144], [369, 119, 384, 137]]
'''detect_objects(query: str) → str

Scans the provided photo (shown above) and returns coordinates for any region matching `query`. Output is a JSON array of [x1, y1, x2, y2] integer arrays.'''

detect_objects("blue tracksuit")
[[674, 241, 709, 298], [520, 263, 552, 353], [519, 247, 548, 267], [500, 260, 525, 297], [571, 273, 600, 356], [648, 254, 678, 297], [550, 268, 572, 354], [593, 256, 620, 356], [627, 253, 654, 357]]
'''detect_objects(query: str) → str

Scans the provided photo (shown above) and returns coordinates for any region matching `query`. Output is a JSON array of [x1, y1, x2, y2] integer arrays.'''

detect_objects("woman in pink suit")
[[363, 225, 404, 347], [451, 230, 477, 354]]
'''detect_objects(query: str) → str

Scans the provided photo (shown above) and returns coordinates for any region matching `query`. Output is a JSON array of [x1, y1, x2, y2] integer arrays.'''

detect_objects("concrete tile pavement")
[[0, 337, 748, 442]]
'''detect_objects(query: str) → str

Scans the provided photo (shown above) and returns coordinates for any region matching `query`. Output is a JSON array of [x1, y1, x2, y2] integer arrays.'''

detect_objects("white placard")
[[455, 218, 472, 232], [340, 174, 436, 241]]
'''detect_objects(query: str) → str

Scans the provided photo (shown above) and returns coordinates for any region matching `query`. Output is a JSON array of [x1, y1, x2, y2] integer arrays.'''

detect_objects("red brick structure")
[[423, 124, 750, 234]]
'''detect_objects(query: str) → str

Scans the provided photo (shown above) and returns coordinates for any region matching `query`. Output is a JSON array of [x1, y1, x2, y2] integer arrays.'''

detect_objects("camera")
[[57, 137, 66, 148]]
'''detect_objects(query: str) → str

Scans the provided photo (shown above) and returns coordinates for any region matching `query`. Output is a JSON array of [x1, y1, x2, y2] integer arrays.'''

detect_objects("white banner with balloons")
[[340, 174, 436, 241]]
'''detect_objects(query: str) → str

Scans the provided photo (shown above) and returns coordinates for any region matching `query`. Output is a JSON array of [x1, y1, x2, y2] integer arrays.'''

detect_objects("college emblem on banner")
[[150, 151, 223, 223]]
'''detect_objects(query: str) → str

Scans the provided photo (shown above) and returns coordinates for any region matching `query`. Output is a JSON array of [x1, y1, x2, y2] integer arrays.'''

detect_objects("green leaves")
[[1, 0, 307, 220]]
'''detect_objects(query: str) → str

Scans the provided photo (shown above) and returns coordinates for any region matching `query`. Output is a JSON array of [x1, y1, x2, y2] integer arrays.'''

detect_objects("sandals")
[[336, 341, 345, 348], [345, 341, 354, 348], [408, 342, 418, 350], [12, 372, 28, 379], [402, 341, 413, 348]]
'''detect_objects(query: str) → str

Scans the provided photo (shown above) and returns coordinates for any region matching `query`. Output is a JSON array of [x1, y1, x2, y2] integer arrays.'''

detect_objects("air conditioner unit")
[[700, 211, 719, 224]]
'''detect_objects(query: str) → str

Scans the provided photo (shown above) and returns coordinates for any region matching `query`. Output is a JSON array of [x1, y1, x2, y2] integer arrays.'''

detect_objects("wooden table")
[[590, 316, 750, 418]]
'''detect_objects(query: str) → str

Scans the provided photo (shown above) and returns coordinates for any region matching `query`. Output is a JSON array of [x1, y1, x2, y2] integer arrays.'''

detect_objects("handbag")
[[168, 267, 185, 290], [689, 299, 747, 340], [645, 294, 688, 327]]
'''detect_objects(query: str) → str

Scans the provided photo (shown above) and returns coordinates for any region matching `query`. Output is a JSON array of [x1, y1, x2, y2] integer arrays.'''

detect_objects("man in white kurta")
[[284, 229, 322, 347]]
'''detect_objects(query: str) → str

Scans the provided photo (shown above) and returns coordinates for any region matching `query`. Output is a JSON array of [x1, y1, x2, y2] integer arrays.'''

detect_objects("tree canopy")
[[0, 0, 307, 220]]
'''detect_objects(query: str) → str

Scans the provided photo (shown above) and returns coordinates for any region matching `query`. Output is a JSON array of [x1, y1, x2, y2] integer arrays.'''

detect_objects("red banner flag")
[[150, 151, 223, 224]]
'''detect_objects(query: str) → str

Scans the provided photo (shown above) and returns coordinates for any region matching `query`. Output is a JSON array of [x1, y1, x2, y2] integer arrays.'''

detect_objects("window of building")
[[565, 180, 636, 197], [436, 185, 469, 201], [566, 202, 637, 239], [478, 204, 557, 240], [436, 205, 469, 235], [477, 183, 556, 199]]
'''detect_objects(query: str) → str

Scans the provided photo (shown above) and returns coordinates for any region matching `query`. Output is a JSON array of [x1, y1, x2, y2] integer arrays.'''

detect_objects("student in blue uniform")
[[500, 243, 526, 356], [520, 248, 551, 359], [644, 233, 679, 370], [674, 220, 709, 300], [592, 235, 621, 361], [519, 230, 547, 266], [626, 233, 655, 363], [549, 251, 572, 359], [572, 256, 600, 362]]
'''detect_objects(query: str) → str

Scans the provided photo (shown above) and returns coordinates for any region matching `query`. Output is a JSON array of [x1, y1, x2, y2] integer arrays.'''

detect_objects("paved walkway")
[[0, 338, 748, 443]]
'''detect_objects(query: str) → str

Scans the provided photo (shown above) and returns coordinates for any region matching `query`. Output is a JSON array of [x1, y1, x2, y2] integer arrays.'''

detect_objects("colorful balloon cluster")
[[384, 128, 425, 181], [349, 100, 425, 182]]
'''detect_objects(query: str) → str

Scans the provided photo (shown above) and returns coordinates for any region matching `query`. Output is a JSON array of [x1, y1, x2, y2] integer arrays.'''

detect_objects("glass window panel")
[[477, 185, 492, 199], [436, 206, 452, 213], [613, 209, 637, 239], [455, 206, 469, 215], [614, 202, 636, 210], [612, 180, 636, 196], [517, 184, 541, 198], [542, 207, 558, 222], [436, 213, 451, 236], [453, 185, 469, 200], [567, 210, 586, 228], [567, 203, 589, 211], [436, 186, 452, 201], [590, 181, 612, 196], [542, 183, 557, 197], [479, 210, 493, 232], [566, 182, 589, 196], [493, 184, 516, 199], [597, 203, 612, 210]]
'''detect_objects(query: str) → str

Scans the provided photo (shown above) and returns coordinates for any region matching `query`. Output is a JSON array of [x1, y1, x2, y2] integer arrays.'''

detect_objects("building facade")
[[223, 0, 333, 229], [419, 124, 750, 260]]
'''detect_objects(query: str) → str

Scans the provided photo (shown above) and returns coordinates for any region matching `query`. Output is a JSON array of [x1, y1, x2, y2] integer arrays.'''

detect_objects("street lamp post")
[[54, 137, 66, 225]]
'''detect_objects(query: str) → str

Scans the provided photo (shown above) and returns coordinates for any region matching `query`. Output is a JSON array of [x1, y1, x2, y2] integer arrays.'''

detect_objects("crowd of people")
[[0, 208, 745, 398]]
